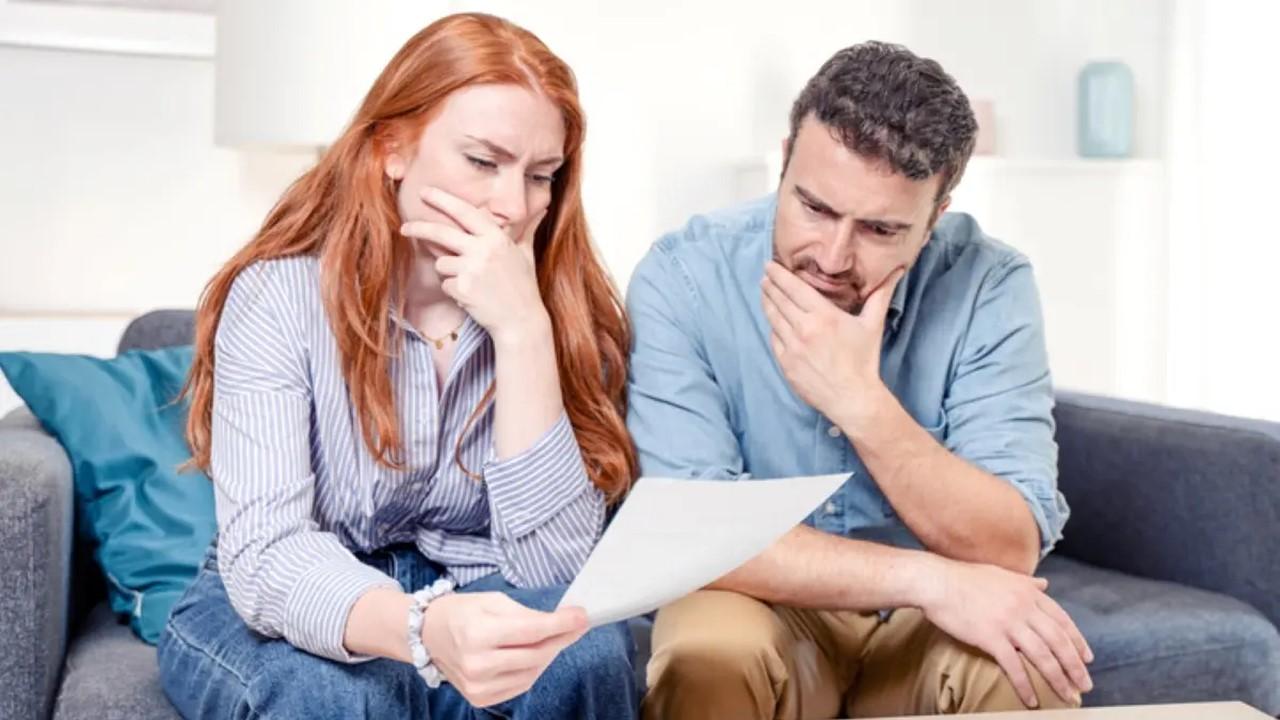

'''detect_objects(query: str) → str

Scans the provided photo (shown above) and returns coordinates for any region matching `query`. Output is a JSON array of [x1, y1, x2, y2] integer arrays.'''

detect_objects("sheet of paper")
[[558, 473, 848, 627]]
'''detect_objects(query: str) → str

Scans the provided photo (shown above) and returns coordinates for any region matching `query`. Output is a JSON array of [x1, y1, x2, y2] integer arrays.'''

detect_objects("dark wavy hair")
[[787, 41, 978, 204]]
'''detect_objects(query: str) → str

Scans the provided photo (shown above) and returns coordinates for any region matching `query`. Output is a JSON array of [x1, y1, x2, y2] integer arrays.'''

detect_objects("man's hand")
[[760, 262, 905, 429], [914, 554, 1094, 708]]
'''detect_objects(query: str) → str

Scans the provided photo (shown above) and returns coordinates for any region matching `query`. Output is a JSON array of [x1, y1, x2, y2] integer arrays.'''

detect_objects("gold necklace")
[[421, 318, 466, 350]]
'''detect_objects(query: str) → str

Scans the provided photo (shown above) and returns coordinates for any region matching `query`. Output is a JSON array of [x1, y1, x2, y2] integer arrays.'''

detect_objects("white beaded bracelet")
[[407, 577, 456, 688]]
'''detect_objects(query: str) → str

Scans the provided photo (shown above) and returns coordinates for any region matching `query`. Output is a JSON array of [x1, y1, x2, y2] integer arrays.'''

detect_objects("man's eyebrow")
[[794, 185, 839, 215], [863, 218, 914, 232]]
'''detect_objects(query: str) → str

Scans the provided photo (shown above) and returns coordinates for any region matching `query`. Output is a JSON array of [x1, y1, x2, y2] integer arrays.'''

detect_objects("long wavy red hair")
[[183, 13, 636, 501]]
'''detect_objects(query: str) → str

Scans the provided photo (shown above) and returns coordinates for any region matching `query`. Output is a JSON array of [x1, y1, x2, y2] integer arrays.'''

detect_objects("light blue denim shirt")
[[625, 195, 1069, 556]]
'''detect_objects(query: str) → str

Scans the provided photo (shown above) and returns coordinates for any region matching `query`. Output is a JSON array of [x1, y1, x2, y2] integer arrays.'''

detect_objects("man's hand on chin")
[[760, 262, 904, 430]]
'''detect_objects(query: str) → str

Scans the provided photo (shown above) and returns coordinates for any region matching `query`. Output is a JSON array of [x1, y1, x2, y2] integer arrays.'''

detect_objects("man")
[[627, 41, 1092, 719]]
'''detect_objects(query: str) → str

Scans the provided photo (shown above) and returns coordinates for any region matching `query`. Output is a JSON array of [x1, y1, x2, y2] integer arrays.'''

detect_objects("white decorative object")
[[972, 98, 996, 155]]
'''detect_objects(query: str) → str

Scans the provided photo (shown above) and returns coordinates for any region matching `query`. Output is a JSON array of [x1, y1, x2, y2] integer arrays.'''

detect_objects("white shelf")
[[0, 0, 214, 59]]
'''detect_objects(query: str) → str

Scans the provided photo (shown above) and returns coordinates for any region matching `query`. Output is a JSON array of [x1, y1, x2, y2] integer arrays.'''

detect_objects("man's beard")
[[771, 247, 865, 313]]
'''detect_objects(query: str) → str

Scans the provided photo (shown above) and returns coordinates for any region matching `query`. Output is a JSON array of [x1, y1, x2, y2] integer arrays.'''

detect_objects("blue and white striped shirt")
[[211, 256, 603, 662]]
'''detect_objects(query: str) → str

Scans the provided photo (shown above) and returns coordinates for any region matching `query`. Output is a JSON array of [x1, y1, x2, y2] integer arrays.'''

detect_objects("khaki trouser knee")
[[644, 591, 1082, 720]]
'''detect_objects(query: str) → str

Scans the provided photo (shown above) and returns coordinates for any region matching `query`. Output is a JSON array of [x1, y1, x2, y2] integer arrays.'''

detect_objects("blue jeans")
[[157, 542, 638, 719]]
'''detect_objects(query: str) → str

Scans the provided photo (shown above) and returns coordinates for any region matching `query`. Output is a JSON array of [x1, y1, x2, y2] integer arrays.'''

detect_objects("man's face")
[[773, 114, 947, 313]]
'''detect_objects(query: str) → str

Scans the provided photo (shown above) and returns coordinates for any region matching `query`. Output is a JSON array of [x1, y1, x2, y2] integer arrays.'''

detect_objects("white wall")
[[1164, 0, 1280, 421], [0, 6, 311, 413], [949, 159, 1168, 403], [470, 0, 1175, 405], [11, 1, 1272, 423], [0, 46, 312, 314], [463, 0, 1171, 288]]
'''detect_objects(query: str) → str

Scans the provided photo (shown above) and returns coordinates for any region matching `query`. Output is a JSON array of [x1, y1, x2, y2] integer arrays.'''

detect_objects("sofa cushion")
[[1053, 391, 1280, 634], [65, 310, 200, 623], [1041, 554, 1280, 713], [0, 346, 215, 643], [52, 602, 177, 720]]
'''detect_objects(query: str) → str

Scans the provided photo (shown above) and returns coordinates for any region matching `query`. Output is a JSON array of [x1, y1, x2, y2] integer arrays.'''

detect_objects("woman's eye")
[[466, 155, 498, 171], [529, 173, 555, 185]]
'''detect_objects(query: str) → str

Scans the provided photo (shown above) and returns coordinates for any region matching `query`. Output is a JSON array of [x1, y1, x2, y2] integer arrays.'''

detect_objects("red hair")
[[183, 13, 636, 501]]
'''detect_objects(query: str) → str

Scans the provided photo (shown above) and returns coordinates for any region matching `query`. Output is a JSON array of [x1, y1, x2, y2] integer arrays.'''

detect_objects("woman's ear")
[[384, 144, 407, 181], [378, 127, 409, 180]]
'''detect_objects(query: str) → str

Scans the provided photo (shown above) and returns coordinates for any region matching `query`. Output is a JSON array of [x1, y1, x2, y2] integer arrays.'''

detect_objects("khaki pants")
[[644, 590, 1080, 719]]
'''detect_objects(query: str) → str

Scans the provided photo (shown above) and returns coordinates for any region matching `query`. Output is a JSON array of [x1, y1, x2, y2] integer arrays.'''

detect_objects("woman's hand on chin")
[[400, 185, 550, 344]]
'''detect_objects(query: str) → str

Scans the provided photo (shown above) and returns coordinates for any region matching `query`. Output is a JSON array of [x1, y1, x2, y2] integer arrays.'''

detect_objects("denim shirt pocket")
[[920, 407, 949, 444]]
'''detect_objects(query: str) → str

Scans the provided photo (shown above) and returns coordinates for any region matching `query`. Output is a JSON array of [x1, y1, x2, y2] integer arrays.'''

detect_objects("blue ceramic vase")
[[1078, 61, 1134, 158]]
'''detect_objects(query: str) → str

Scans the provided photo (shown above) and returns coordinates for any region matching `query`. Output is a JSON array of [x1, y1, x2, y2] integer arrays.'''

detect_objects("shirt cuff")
[[1008, 478, 1069, 559], [282, 558, 401, 663], [484, 412, 592, 540]]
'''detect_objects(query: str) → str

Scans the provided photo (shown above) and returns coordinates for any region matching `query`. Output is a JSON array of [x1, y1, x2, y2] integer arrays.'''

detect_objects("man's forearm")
[[709, 524, 938, 610], [836, 385, 1040, 574]]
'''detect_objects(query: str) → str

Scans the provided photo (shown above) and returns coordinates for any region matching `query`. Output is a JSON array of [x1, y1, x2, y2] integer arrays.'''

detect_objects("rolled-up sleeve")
[[482, 412, 604, 587], [942, 256, 1069, 557], [625, 243, 745, 481], [211, 262, 398, 662]]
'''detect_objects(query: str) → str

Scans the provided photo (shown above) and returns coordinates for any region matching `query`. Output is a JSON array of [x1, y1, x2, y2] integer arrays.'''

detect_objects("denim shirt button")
[[824, 501, 837, 515], [827, 425, 841, 438]]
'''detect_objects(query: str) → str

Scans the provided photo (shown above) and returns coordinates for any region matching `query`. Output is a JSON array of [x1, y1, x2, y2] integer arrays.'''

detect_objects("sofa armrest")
[[0, 409, 74, 720], [1053, 391, 1280, 628]]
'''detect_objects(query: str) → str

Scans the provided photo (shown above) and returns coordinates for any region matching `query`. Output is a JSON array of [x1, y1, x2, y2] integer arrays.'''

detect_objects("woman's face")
[[384, 83, 566, 250]]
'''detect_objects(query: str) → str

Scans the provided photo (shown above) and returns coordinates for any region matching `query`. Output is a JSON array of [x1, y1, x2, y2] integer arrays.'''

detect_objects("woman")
[[157, 12, 638, 719]]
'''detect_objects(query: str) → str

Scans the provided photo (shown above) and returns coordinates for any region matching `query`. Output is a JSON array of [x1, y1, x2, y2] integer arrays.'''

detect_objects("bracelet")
[[407, 577, 456, 688]]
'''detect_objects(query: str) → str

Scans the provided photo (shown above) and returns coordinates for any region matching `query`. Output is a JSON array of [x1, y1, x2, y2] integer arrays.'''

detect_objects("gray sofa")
[[2, 310, 1278, 720]]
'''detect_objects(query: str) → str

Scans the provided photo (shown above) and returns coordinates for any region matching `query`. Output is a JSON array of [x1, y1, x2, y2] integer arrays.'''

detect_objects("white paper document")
[[558, 473, 848, 627]]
